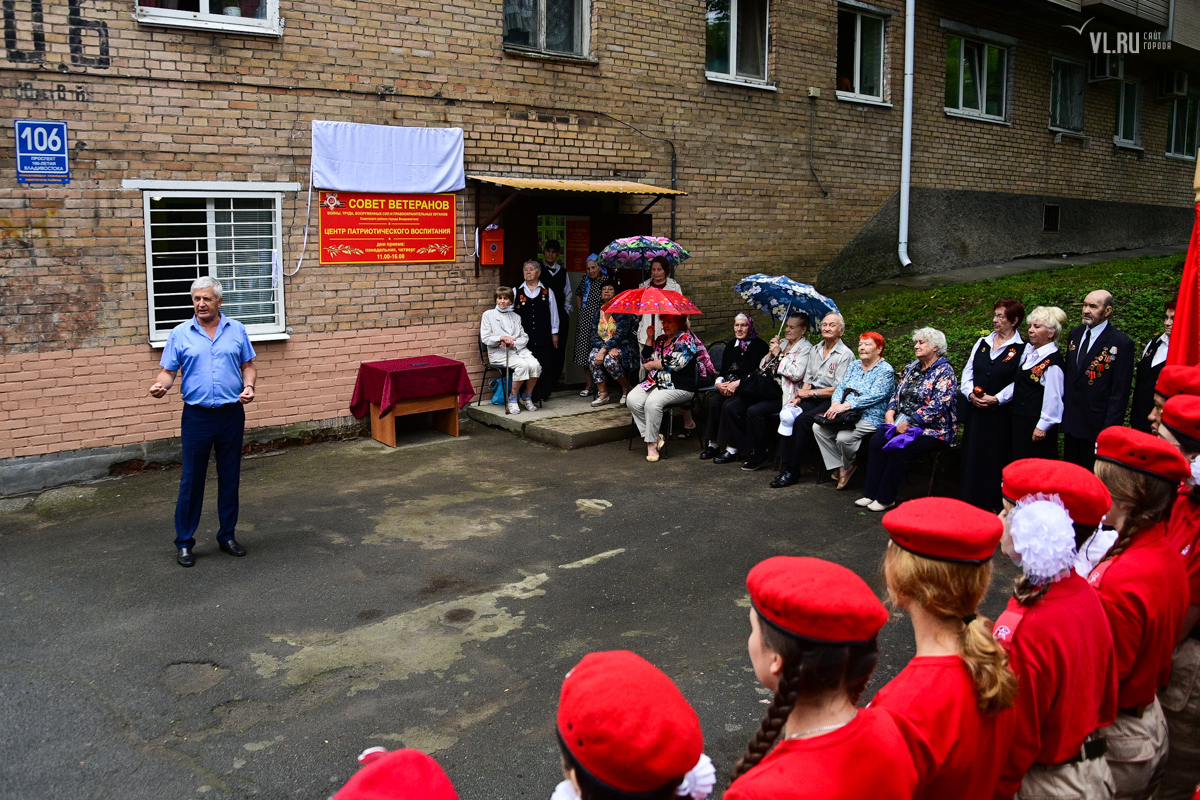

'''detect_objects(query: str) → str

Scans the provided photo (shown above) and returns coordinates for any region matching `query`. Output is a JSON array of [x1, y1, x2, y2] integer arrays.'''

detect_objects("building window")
[[1114, 80, 1140, 147], [706, 0, 769, 84], [143, 192, 285, 345], [1167, 96, 1199, 159], [944, 35, 1007, 120], [503, 0, 588, 57], [836, 9, 885, 102], [134, 0, 281, 36], [1050, 58, 1086, 134]]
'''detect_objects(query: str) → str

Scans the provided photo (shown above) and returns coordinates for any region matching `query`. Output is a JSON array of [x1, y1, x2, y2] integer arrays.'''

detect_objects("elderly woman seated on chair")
[[479, 286, 542, 415], [589, 282, 639, 407], [627, 314, 715, 462]]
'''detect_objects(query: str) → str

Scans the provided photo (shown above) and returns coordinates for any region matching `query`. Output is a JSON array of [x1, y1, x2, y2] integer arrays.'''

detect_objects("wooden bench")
[[369, 393, 460, 446]]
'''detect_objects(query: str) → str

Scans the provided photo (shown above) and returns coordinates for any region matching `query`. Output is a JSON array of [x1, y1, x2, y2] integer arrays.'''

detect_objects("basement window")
[[134, 0, 282, 36], [1043, 204, 1060, 233], [141, 191, 287, 345]]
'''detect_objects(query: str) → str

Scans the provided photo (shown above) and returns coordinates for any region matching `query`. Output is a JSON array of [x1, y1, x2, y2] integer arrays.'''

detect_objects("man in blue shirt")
[[149, 277, 257, 567]]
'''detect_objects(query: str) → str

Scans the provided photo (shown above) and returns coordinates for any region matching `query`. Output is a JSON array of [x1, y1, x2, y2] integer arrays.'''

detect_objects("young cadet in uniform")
[[1146, 364, 1200, 436], [1155, 396, 1200, 800], [332, 748, 459, 800], [873, 497, 1019, 799], [552, 650, 715, 800], [993, 460, 1119, 799], [1089, 427, 1192, 800], [726, 556, 920, 800]]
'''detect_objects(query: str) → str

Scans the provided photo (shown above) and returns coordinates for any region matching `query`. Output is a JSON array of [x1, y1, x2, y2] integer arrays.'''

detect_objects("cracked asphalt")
[[0, 418, 1017, 799]]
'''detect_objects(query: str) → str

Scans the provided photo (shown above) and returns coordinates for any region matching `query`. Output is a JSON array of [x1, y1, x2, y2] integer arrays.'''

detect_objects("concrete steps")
[[465, 392, 633, 450]]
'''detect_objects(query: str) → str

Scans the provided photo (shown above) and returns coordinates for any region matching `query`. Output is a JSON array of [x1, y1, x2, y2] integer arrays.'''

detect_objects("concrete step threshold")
[[466, 391, 633, 450]]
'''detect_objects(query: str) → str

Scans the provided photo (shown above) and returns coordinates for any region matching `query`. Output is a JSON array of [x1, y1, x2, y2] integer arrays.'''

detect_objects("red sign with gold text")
[[318, 191, 456, 265]]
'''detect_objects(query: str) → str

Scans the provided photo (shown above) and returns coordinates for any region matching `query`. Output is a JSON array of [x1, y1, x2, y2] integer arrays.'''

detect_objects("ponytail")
[[1012, 575, 1052, 607], [885, 546, 1017, 714]]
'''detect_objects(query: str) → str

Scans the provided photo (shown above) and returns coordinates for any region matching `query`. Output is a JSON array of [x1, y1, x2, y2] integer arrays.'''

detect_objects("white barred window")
[[142, 191, 286, 345]]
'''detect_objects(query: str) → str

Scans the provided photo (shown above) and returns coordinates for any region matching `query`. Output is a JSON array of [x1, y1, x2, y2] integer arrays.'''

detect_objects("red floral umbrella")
[[601, 287, 703, 315]]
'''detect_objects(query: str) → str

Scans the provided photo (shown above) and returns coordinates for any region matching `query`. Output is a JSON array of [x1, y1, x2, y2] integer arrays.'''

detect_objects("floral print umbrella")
[[597, 236, 691, 271], [733, 273, 839, 325], [601, 287, 703, 315]]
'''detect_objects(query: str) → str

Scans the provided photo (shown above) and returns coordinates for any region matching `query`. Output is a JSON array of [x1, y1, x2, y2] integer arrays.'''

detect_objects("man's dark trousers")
[[174, 403, 245, 549]]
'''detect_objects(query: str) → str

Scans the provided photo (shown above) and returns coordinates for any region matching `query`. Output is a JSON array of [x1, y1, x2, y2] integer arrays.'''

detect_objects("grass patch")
[[833, 253, 1183, 370]]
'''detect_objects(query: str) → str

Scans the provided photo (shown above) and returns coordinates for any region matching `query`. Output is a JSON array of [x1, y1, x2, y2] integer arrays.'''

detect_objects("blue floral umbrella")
[[733, 274, 840, 334]]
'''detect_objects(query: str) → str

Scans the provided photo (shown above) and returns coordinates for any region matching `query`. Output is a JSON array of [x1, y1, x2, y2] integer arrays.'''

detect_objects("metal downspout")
[[898, 0, 915, 269]]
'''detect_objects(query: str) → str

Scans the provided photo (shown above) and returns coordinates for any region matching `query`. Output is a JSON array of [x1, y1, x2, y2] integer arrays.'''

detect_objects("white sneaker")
[[521, 397, 538, 412], [619, 395, 628, 406], [854, 497, 873, 508], [867, 500, 896, 512], [507, 401, 520, 414]]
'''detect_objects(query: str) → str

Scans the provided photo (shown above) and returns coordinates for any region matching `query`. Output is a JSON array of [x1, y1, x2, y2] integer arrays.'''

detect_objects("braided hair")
[[1011, 575, 1053, 607], [732, 612, 878, 780], [1093, 460, 1176, 562]]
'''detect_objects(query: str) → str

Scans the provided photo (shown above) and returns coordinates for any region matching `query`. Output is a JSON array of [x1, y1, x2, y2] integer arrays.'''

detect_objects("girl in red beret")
[[554, 650, 715, 800], [872, 497, 1018, 799], [1155, 396, 1200, 800], [726, 556, 920, 800], [1089, 426, 1191, 800], [332, 748, 458, 800], [991, 461, 1119, 800]]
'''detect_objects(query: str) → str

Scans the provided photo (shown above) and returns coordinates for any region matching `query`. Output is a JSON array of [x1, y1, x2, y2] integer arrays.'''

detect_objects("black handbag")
[[812, 388, 863, 429]]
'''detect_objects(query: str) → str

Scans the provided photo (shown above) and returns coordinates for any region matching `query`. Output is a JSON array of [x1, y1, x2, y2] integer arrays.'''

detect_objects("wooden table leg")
[[369, 403, 397, 447], [432, 405, 460, 437], [371, 395, 460, 445]]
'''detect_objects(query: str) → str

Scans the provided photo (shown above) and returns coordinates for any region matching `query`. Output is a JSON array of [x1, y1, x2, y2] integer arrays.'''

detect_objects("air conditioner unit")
[[1089, 53, 1123, 82], [1161, 70, 1189, 98]]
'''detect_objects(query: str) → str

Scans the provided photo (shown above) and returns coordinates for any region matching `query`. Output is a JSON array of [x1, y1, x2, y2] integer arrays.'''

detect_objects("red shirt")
[[1087, 522, 1189, 708], [870, 655, 1016, 800], [991, 574, 1118, 799], [723, 707, 920, 800], [1167, 487, 1200, 608]]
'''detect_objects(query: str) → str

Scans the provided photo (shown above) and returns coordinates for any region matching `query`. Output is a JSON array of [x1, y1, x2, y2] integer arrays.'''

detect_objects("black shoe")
[[177, 547, 195, 568], [699, 445, 720, 460], [770, 471, 800, 488], [218, 539, 247, 557], [712, 451, 741, 465], [742, 454, 768, 471]]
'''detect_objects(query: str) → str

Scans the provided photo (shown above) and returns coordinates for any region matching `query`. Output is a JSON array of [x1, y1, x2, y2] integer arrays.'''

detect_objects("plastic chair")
[[476, 340, 513, 406]]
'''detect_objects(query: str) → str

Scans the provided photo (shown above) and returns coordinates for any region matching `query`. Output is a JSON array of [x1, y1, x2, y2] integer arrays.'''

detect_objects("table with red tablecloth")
[[349, 356, 475, 445]]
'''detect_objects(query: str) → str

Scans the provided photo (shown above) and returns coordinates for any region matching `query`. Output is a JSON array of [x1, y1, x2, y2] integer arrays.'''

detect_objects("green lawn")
[[832, 253, 1184, 371]]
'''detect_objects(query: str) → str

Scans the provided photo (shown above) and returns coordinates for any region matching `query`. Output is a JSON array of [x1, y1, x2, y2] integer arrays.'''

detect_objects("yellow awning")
[[468, 174, 685, 196]]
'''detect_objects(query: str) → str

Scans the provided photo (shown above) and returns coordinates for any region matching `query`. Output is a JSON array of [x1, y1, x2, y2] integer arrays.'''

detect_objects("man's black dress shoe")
[[712, 451, 741, 465], [177, 547, 195, 568], [218, 539, 247, 557], [770, 471, 800, 488], [741, 453, 768, 471], [699, 445, 720, 460]]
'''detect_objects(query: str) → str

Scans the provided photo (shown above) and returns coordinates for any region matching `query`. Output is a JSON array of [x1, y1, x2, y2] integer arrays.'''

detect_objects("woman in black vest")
[[1009, 306, 1067, 462], [513, 259, 560, 405], [958, 299, 1024, 511], [1129, 299, 1174, 433]]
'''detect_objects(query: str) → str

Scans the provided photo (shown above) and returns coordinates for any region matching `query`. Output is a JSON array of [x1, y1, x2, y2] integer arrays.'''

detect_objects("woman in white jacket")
[[480, 286, 542, 414]]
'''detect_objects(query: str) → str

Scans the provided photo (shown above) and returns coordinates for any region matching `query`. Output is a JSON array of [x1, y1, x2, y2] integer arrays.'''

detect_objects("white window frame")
[[836, 7, 887, 105], [944, 34, 1011, 123], [502, 0, 591, 59], [139, 189, 288, 347], [1166, 95, 1200, 160], [1049, 56, 1087, 135], [705, 0, 773, 89], [1113, 79, 1142, 149], [133, 0, 282, 37]]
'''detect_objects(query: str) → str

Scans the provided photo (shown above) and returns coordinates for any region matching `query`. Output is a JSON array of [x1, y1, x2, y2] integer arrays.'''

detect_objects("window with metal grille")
[[143, 192, 285, 345]]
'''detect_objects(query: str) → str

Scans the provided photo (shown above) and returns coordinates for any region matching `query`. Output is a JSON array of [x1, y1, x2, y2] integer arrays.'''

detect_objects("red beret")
[[1163, 395, 1200, 448], [333, 749, 458, 800], [1096, 426, 1191, 482], [882, 497, 1003, 564], [1002, 458, 1112, 527], [747, 556, 888, 644], [1155, 365, 1200, 399], [558, 651, 702, 794]]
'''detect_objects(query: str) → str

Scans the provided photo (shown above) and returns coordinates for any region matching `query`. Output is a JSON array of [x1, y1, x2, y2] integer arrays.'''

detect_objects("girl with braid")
[[991, 459, 1118, 800], [1089, 426, 1191, 800], [725, 556, 920, 800], [872, 497, 1018, 799]]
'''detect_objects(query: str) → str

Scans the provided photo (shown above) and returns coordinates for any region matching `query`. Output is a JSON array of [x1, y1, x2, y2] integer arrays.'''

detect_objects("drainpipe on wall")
[[898, 0, 916, 269]]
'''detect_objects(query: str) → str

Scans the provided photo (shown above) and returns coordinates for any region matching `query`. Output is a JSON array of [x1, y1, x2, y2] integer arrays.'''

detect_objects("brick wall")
[[0, 0, 1195, 468]]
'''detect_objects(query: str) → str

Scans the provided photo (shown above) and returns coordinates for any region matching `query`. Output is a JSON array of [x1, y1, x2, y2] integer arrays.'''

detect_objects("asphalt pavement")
[[0, 419, 1018, 799]]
